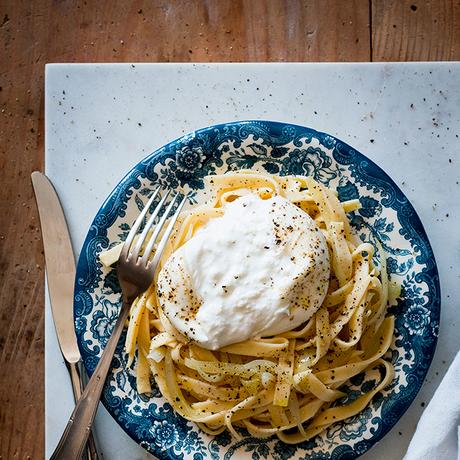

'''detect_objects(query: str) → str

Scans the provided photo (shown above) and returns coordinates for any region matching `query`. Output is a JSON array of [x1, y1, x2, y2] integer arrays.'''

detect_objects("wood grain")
[[372, 0, 460, 60], [0, 0, 458, 458]]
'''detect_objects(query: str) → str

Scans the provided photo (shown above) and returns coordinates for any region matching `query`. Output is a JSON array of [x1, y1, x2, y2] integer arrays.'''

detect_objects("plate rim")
[[74, 119, 441, 459]]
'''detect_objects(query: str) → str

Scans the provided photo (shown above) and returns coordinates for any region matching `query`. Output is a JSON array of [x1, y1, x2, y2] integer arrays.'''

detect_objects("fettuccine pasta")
[[104, 171, 395, 444]]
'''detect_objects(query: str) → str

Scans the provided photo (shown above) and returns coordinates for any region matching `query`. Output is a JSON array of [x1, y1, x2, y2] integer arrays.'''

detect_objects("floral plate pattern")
[[74, 121, 440, 459]]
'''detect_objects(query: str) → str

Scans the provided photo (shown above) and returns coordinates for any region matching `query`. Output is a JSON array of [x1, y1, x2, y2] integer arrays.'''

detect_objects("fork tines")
[[120, 187, 187, 268]]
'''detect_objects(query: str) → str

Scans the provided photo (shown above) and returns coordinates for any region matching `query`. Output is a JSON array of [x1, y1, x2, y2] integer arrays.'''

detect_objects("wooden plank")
[[0, 1, 46, 458], [0, 0, 365, 458], [372, 0, 460, 60]]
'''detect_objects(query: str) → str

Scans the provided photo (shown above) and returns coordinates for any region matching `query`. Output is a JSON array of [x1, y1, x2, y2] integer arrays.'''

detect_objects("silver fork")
[[51, 187, 186, 460]]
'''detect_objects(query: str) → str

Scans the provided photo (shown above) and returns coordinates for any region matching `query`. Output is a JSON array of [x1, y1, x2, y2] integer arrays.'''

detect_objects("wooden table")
[[1, 1, 459, 458]]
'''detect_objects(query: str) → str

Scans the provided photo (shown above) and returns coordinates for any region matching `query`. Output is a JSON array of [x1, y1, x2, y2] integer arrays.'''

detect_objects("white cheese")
[[157, 194, 330, 350]]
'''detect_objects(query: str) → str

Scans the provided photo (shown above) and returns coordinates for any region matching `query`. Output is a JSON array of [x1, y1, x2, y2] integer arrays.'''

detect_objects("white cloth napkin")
[[404, 350, 460, 460]]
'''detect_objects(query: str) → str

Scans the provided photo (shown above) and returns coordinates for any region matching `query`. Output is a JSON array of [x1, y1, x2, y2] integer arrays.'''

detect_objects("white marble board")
[[45, 62, 460, 459]]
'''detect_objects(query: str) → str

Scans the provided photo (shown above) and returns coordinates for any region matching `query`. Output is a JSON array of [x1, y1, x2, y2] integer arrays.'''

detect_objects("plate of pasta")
[[74, 120, 440, 459]]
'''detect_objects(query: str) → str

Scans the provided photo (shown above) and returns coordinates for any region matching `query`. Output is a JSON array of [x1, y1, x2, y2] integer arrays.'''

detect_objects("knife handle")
[[67, 362, 100, 460], [51, 299, 131, 460], [69, 362, 83, 400]]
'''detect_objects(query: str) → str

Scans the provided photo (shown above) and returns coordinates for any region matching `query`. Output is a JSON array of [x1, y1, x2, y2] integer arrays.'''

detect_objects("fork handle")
[[50, 299, 131, 460], [78, 363, 101, 460]]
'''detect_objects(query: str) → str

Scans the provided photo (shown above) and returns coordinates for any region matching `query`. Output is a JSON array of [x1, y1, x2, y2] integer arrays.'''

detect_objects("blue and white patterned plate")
[[74, 121, 440, 459]]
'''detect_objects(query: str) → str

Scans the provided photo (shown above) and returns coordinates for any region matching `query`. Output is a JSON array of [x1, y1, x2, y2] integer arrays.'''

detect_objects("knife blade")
[[31, 171, 99, 460], [32, 171, 80, 363]]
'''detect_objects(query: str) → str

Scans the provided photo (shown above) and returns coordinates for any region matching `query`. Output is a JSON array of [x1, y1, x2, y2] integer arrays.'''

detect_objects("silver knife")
[[31, 171, 99, 460]]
